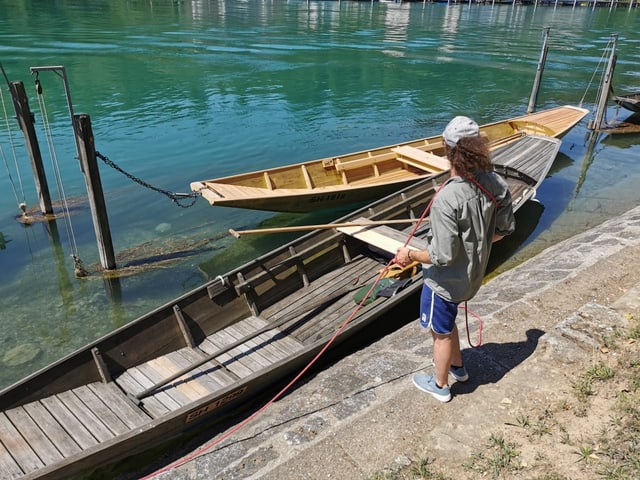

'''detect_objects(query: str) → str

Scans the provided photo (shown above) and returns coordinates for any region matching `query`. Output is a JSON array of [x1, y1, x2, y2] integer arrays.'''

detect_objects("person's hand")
[[395, 247, 412, 267]]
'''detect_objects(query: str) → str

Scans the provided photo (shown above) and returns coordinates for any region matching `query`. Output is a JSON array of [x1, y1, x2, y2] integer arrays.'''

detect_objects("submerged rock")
[[2, 343, 42, 367]]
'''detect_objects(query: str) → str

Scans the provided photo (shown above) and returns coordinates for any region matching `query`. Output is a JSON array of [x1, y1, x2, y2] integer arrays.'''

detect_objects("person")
[[395, 116, 515, 403]]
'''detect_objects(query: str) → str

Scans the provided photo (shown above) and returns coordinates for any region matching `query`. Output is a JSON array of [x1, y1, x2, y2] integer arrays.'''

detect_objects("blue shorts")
[[419, 283, 459, 335]]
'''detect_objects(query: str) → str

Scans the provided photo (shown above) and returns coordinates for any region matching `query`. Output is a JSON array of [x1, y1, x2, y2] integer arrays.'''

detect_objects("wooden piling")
[[74, 113, 117, 271], [588, 34, 618, 131], [527, 27, 550, 114], [8, 81, 54, 216]]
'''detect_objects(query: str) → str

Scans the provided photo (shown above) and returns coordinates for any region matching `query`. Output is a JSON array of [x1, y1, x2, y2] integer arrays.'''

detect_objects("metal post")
[[30, 65, 81, 160], [588, 34, 618, 131], [527, 27, 550, 114], [8, 81, 54, 216], [74, 113, 117, 271]]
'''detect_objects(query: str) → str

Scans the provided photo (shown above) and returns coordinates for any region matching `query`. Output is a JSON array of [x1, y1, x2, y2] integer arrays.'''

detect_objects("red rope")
[[140, 266, 394, 479], [141, 182, 446, 479], [460, 302, 483, 348]]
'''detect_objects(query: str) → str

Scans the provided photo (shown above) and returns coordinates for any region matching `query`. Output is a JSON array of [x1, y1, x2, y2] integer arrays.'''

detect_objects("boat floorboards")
[[0, 311, 320, 478], [0, 260, 389, 480], [0, 381, 152, 479]]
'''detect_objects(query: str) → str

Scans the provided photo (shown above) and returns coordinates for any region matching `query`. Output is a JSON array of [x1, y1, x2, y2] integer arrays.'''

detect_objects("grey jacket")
[[424, 171, 515, 303]]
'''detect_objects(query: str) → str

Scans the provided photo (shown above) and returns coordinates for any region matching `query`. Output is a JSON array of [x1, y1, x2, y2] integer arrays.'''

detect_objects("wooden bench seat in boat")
[[337, 217, 427, 256], [391, 146, 450, 172], [330, 152, 396, 173]]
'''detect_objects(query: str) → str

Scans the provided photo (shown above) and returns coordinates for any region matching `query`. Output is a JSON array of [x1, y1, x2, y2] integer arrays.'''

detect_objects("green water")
[[0, 1, 639, 389]]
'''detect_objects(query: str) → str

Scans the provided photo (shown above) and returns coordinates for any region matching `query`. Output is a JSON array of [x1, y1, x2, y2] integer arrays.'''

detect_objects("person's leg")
[[450, 325, 463, 368], [432, 330, 452, 388]]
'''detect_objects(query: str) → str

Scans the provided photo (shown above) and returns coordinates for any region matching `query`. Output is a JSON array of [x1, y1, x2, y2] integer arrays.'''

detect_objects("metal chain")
[[95, 151, 201, 208]]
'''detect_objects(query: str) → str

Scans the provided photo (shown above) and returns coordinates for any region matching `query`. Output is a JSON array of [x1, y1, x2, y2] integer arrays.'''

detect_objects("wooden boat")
[[0, 134, 561, 480], [191, 105, 587, 212], [613, 92, 640, 113]]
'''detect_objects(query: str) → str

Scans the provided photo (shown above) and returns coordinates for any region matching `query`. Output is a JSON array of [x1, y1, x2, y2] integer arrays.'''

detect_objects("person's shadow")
[[451, 328, 545, 396]]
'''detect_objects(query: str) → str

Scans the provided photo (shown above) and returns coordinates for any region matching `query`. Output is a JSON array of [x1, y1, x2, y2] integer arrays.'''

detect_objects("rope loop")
[[95, 151, 201, 208]]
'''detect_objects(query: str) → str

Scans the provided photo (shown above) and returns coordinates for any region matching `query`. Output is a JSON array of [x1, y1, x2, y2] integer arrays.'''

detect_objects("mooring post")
[[527, 27, 550, 114], [9, 81, 54, 216], [588, 34, 618, 131], [74, 113, 117, 271]]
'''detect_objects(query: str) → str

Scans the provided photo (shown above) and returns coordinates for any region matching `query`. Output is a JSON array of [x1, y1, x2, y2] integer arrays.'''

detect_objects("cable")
[[0, 83, 28, 212], [579, 36, 615, 109], [34, 76, 83, 266]]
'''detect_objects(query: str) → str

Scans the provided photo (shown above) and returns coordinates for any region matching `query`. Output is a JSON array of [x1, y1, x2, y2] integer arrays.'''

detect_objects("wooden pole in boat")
[[75, 114, 117, 270], [229, 218, 422, 238], [7, 80, 54, 216], [527, 27, 550, 114]]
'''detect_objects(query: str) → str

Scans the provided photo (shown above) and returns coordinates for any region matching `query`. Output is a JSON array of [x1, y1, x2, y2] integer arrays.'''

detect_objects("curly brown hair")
[[444, 135, 492, 179]]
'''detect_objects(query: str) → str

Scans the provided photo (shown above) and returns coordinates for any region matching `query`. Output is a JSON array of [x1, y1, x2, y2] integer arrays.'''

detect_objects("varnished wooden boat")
[[613, 92, 640, 113], [0, 134, 561, 480], [191, 105, 587, 212]]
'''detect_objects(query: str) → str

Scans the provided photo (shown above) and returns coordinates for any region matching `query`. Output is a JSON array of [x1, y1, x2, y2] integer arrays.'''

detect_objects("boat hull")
[[614, 93, 640, 113], [191, 105, 587, 212]]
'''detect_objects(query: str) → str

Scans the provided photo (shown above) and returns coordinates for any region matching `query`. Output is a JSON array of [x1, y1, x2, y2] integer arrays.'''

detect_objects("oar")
[[229, 218, 420, 238], [131, 281, 365, 401]]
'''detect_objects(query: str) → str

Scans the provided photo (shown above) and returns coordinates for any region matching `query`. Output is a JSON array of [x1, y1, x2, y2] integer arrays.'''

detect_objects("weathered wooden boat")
[[191, 105, 587, 212], [613, 92, 640, 113], [0, 134, 561, 480]]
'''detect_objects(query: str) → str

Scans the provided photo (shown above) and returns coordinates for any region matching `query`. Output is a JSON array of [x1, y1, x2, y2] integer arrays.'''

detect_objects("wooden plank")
[[135, 363, 193, 408], [296, 296, 359, 344], [211, 328, 268, 370], [72, 385, 130, 436], [289, 285, 371, 342], [348, 168, 418, 187], [230, 321, 288, 364], [337, 220, 426, 256], [0, 411, 43, 475], [263, 171, 273, 190], [301, 164, 313, 189], [222, 325, 276, 366], [4, 407, 63, 465], [392, 146, 449, 171], [179, 347, 240, 386], [147, 355, 212, 402], [22, 401, 81, 458], [199, 337, 255, 378], [0, 439, 24, 480], [242, 316, 305, 357], [122, 367, 184, 412], [56, 390, 115, 443], [86, 382, 151, 429], [333, 151, 396, 172], [114, 371, 170, 418], [259, 255, 372, 321], [169, 349, 231, 391], [40, 395, 99, 450]]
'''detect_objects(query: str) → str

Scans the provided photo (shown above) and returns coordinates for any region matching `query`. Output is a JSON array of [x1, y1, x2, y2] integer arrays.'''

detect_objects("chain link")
[[95, 151, 201, 208]]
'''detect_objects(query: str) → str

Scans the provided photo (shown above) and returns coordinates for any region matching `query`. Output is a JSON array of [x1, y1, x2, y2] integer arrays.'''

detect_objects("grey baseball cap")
[[442, 116, 480, 147]]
